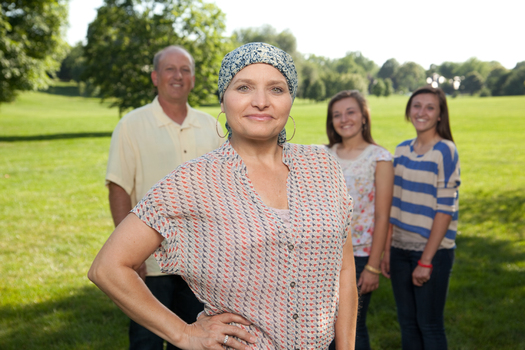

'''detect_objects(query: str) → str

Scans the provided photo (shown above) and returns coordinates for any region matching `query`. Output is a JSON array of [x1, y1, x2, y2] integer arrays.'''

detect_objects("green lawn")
[[1, 89, 524, 349]]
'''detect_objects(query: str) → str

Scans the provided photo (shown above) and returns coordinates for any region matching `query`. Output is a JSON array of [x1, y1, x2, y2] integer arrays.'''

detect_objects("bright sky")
[[67, 0, 523, 70]]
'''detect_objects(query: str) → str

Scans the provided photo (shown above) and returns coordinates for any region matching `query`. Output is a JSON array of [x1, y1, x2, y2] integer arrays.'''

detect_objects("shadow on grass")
[[460, 188, 525, 233], [447, 189, 525, 349], [0, 132, 112, 142], [0, 285, 127, 350]]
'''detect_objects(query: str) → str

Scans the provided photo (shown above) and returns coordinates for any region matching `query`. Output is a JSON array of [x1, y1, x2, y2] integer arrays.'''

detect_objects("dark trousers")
[[390, 247, 454, 350], [329, 256, 373, 350], [129, 275, 204, 350]]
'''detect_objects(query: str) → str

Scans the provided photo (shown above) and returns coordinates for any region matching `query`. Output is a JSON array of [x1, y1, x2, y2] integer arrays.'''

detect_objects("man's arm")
[[108, 182, 132, 227]]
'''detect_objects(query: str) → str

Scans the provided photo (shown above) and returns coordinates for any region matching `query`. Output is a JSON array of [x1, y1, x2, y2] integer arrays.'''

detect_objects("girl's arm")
[[358, 160, 394, 294], [88, 213, 255, 350], [335, 238, 358, 350], [411, 212, 452, 286], [380, 224, 393, 278]]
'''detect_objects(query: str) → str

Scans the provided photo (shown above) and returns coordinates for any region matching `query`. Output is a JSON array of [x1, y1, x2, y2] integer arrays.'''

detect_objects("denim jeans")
[[390, 247, 455, 350], [329, 256, 373, 350], [129, 275, 204, 350]]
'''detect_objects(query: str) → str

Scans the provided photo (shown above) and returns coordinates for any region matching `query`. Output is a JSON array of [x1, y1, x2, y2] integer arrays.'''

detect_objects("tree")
[[232, 25, 297, 56], [383, 78, 393, 97], [306, 79, 326, 102], [394, 62, 426, 93], [83, 0, 229, 115], [57, 42, 86, 83], [0, 0, 68, 103], [486, 67, 509, 96], [438, 61, 460, 79], [371, 78, 385, 97], [502, 65, 525, 96], [377, 58, 399, 82], [461, 71, 484, 95], [322, 72, 368, 99]]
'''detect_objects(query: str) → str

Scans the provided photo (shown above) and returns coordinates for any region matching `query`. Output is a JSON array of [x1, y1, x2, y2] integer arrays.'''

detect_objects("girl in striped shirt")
[[381, 86, 460, 350]]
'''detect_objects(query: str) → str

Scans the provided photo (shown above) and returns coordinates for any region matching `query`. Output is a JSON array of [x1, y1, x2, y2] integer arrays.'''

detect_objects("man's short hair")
[[153, 46, 195, 74]]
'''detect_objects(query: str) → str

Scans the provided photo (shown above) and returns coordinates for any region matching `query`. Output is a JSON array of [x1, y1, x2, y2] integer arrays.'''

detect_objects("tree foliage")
[[394, 62, 426, 93], [461, 71, 484, 95], [83, 0, 229, 115], [371, 78, 385, 97], [232, 24, 297, 57], [57, 42, 86, 83], [306, 79, 325, 102], [0, 0, 68, 103]]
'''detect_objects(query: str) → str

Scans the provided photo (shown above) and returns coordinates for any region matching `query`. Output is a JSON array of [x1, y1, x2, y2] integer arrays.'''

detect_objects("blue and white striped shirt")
[[390, 139, 461, 243]]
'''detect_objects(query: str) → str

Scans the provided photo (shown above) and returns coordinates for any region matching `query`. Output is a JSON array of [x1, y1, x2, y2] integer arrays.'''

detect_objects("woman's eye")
[[272, 87, 284, 93], [237, 85, 249, 92]]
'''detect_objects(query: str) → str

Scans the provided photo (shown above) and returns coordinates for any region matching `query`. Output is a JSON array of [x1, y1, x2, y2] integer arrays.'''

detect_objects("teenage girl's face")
[[409, 93, 441, 135], [331, 97, 365, 141]]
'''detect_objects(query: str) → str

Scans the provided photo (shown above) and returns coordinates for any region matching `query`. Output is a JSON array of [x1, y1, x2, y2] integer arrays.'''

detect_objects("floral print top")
[[326, 144, 392, 257]]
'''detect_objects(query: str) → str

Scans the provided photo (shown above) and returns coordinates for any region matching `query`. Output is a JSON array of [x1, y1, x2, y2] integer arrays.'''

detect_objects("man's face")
[[151, 48, 195, 104]]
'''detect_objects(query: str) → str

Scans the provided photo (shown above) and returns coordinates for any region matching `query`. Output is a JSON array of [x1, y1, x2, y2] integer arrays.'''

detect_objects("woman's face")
[[409, 93, 441, 135], [331, 97, 365, 141], [221, 63, 292, 143]]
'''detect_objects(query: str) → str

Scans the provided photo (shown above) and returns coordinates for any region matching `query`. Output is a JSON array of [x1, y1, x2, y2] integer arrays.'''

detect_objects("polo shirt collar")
[[151, 96, 202, 128]]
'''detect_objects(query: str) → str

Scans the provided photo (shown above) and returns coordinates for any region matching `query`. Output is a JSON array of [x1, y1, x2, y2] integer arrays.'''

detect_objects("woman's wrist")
[[417, 260, 433, 269], [364, 264, 381, 275]]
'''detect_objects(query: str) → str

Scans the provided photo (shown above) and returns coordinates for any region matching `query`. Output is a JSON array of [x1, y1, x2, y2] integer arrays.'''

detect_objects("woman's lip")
[[245, 114, 273, 121]]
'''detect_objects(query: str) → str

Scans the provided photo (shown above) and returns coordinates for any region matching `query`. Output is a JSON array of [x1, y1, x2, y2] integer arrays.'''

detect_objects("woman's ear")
[[220, 102, 224, 113]]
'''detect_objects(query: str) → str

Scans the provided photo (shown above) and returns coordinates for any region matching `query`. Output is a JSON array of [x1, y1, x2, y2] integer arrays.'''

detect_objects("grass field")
[[1, 87, 524, 349]]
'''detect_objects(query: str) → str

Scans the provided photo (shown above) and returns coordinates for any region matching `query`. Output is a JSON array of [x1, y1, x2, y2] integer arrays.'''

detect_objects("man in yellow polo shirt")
[[105, 45, 222, 350]]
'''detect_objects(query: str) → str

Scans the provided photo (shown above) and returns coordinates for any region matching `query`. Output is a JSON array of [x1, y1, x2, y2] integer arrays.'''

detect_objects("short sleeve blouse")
[[131, 141, 353, 349], [326, 144, 392, 256]]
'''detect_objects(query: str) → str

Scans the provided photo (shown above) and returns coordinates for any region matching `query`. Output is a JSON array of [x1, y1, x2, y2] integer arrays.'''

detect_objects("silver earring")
[[286, 115, 296, 142], [215, 111, 227, 138]]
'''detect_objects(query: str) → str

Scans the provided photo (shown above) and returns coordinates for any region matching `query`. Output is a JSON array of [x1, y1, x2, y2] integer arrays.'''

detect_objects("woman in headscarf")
[[89, 42, 358, 350]]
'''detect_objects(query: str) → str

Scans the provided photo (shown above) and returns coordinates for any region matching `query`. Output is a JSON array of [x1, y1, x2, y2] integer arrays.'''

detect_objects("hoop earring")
[[215, 111, 227, 138], [286, 115, 296, 142]]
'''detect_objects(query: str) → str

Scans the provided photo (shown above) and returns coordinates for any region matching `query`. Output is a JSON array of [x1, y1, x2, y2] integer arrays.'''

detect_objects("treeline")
[[2, 0, 524, 111]]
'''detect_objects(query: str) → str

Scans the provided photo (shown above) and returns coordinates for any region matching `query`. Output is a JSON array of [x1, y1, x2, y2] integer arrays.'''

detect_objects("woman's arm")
[[88, 213, 255, 350], [334, 238, 358, 350], [380, 224, 393, 278], [411, 212, 452, 286], [358, 160, 394, 294]]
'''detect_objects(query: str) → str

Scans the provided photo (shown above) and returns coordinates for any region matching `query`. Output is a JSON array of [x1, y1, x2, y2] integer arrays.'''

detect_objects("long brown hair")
[[405, 86, 454, 142], [326, 90, 375, 147]]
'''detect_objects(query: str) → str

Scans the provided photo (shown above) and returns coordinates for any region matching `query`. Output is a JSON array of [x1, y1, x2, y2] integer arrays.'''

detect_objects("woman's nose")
[[251, 89, 269, 109]]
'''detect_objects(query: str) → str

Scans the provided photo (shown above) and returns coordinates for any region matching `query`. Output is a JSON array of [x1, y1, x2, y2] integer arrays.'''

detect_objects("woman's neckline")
[[334, 143, 373, 161], [410, 138, 442, 156]]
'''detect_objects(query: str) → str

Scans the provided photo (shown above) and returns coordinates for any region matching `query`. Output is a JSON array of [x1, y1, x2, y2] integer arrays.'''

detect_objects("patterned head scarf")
[[218, 42, 298, 102], [218, 42, 298, 144]]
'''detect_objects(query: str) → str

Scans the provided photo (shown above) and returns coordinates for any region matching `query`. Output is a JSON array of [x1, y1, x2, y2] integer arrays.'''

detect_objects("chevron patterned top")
[[132, 140, 353, 349]]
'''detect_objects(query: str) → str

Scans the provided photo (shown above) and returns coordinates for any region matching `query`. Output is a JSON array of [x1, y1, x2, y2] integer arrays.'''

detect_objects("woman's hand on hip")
[[181, 313, 257, 350]]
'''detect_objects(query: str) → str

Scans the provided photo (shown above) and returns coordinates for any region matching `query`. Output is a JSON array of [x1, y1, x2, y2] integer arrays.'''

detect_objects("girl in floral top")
[[89, 43, 358, 350], [325, 90, 394, 350]]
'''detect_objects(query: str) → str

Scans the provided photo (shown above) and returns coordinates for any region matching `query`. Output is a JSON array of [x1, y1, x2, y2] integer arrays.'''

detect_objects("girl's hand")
[[181, 313, 257, 350], [412, 265, 432, 287], [357, 269, 380, 295], [380, 251, 391, 279]]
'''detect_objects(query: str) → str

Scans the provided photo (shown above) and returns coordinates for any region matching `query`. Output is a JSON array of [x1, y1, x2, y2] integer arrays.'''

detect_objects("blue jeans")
[[329, 256, 373, 350], [390, 247, 455, 350], [129, 275, 204, 350]]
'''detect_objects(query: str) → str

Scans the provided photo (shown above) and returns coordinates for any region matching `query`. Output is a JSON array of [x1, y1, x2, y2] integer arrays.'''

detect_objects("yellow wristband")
[[364, 264, 381, 275]]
